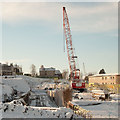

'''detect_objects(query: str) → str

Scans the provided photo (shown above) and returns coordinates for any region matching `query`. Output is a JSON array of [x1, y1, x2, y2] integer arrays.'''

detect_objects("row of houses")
[[1, 62, 119, 84], [0, 63, 62, 79], [0, 63, 23, 76]]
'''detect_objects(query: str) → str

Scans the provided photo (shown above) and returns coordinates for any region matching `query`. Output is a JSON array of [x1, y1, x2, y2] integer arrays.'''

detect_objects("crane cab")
[[72, 79, 85, 92]]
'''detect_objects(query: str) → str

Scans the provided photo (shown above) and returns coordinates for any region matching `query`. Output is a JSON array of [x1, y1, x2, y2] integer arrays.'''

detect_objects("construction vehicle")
[[63, 7, 85, 92]]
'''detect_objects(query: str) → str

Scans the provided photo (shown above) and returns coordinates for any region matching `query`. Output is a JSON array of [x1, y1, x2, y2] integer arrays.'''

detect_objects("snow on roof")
[[89, 73, 120, 77], [40, 67, 55, 71], [55, 70, 61, 74]]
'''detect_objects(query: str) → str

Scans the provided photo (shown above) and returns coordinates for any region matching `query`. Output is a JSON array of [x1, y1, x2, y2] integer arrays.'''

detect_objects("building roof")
[[89, 73, 120, 77], [39, 67, 55, 71], [55, 70, 61, 74]]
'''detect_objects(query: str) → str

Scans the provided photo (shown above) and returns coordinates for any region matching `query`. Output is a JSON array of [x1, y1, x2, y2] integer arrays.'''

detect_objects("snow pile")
[[20, 75, 53, 89], [2, 85, 13, 96], [1, 99, 74, 118], [0, 84, 14, 102], [73, 93, 93, 100], [2, 77, 30, 93], [110, 94, 120, 101]]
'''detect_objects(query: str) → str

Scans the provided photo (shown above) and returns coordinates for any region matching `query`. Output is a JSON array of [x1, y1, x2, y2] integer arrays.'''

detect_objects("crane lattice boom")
[[63, 7, 80, 80]]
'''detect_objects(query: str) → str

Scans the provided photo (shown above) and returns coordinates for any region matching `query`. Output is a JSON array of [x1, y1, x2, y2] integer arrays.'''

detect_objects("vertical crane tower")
[[63, 7, 85, 91]]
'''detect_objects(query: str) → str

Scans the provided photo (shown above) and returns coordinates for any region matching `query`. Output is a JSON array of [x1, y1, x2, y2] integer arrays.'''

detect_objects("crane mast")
[[63, 7, 80, 80]]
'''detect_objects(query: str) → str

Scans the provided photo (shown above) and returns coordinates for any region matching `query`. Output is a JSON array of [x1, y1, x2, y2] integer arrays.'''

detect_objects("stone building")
[[89, 73, 120, 85], [39, 65, 62, 78], [14, 64, 23, 75], [0, 63, 14, 76], [0, 63, 23, 76]]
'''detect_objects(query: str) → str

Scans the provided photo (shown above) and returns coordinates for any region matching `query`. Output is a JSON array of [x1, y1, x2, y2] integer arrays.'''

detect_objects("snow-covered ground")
[[110, 94, 120, 101], [20, 75, 53, 89], [0, 75, 119, 119], [1, 99, 74, 118], [79, 101, 118, 118], [0, 84, 14, 102], [2, 77, 30, 93], [0, 75, 80, 119], [73, 92, 119, 118], [29, 89, 57, 107]]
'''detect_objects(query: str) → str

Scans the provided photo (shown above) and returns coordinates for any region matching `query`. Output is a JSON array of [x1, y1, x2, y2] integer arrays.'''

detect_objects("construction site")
[[1, 5, 119, 120]]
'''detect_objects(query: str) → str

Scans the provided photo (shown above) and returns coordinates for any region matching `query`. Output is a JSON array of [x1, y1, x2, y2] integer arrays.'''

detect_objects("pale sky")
[[1, 2, 118, 74]]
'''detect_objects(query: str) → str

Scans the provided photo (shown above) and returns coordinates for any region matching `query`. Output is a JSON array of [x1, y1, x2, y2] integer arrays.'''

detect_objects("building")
[[55, 70, 62, 79], [89, 73, 120, 85], [39, 65, 62, 78], [14, 64, 23, 75], [0, 63, 14, 76], [39, 65, 55, 78], [0, 63, 23, 76]]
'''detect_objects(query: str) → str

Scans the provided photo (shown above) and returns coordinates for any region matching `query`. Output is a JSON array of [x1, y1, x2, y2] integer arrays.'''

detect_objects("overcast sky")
[[1, 2, 118, 74]]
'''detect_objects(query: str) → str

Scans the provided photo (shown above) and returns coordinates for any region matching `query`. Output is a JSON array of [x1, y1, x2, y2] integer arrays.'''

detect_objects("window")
[[113, 77, 114, 79], [45, 71, 47, 75], [105, 77, 107, 80], [102, 77, 104, 80]]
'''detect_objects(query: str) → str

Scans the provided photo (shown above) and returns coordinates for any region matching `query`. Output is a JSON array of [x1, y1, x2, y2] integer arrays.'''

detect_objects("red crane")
[[63, 7, 85, 92]]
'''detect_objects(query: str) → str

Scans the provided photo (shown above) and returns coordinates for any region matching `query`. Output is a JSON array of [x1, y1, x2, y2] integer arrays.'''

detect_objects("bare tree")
[[30, 64, 37, 77]]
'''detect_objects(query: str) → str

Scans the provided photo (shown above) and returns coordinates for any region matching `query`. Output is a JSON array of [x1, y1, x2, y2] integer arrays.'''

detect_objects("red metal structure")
[[63, 7, 85, 91]]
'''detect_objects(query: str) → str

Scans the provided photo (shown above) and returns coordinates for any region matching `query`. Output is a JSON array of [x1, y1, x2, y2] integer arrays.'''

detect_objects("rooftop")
[[89, 73, 120, 77], [39, 67, 55, 71]]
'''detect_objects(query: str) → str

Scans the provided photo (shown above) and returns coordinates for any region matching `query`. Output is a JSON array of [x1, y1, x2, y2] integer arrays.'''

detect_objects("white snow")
[[2, 85, 13, 97], [91, 73, 120, 77], [110, 94, 120, 101], [72, 91, 119, 118], [0, 84, 14, 102], [1, 99, 74, 118], [55, 70, 61, 74], [39, 67, 55, 71], [73, 93, 93, 100], [73, 98, 119, 118], [2, 77, 30, 93], [0, 76, 77, 119], [0, 75, 119, 119]]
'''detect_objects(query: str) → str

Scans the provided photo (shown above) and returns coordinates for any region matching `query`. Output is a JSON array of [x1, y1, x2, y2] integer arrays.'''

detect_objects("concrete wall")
[[54, 90, 64, 107]]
